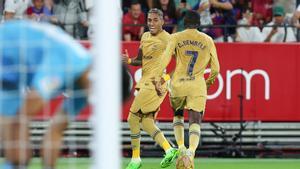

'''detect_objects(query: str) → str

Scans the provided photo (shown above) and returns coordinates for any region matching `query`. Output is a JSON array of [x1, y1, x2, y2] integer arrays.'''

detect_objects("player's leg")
[[170, 97, 186, 151], [186, 96, 206, 159], [126, 89, 144, 169], [137, 88, 177, 168], [173, 111, 185, 149], [141, 112, 172, 153], [140, 112, 178, 168], [139, 89, 174, 153], [0, 93, 23, 168], [1, 90, 44, 168], [175, 96, 205, 169], [41, 110, 69, 169], [127, 87, 170, 161], [2, 116, 31, 168], [187, 110, 203, 158], [126, 112, 142, 169], [40, 77, 90, 169]]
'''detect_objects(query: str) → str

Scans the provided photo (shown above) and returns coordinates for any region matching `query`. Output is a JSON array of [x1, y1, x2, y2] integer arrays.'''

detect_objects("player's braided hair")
[[148, 8, 164, 20], [184, 10, 200, 29]]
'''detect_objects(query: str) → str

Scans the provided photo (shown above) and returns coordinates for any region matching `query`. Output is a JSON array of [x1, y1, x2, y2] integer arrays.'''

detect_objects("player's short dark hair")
[[184, 10, 200, 29], [130, 0, 141, 7], [148, 8, 164, 20]]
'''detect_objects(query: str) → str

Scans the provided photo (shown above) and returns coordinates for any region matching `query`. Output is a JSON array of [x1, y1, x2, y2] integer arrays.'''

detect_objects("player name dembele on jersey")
[[177, 40, 206, 50]]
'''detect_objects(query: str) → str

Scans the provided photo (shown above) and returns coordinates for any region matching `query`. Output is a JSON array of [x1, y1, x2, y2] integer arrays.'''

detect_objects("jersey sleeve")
[[32, 53, 66, 101], [32, 28, 92, 100], [158, 34, 177, 76], [206, 37, 220, 87]]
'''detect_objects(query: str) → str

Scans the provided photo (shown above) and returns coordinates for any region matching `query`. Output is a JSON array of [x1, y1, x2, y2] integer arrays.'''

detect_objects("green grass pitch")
[[17, 158, 300, 169]]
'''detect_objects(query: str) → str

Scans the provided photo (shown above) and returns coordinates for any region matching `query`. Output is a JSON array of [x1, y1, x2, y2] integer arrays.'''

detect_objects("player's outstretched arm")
[[151, 35, 177, 96], [158, 35, 177, 74], [122, 49, 142, 66]]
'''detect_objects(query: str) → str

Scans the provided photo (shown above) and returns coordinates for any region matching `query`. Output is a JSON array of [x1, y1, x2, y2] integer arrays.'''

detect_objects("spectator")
[[44, 0, 54, 13], [122, 0, 152, 14], [175, 0, 226, 35], [292, 3, 300, 41], [122, 1, 145, 41], [52, 0, 89, 39], [175, 0, 199, 32], [210, 0, 233, 10], [251, 0, 273, 27], [0, 0, 4, 20], [197, 0, 212, 27], [175, 0, 205, 13], [210, 0, 236, 42], [3, 0, 31, 20], [236, 9, 263, 42], [231, 0, 251, 21], [292, 4, 300, 28], [26, 0, 55, 22], [262, 5, 296, 42], [153, 0, 178, 33], [193, 0, 214, 36], [273, 0, 296, 14], [181, 0, 212, 31]]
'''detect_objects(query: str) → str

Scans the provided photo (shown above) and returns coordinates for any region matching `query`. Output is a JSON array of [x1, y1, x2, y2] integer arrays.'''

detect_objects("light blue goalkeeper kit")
[[0, 20, 91, 117]]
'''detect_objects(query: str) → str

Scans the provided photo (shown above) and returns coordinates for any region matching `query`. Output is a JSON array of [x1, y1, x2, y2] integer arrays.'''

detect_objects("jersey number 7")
[[185, 50, 199, 76]]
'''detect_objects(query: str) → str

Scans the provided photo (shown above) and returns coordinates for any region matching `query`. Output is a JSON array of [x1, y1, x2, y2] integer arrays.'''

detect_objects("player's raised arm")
[[155, 34, 177, 84], [122, 48, 143, 66], [206, 37, 220, 89], [162, 35, 176, 71], [151, 35, 176, 96]]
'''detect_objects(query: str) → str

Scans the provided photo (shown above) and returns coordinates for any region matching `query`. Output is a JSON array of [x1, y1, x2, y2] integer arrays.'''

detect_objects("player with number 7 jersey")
[[158, 14, 220, 105], [154, 10, 220, 168], [160, 23, 220, 99]]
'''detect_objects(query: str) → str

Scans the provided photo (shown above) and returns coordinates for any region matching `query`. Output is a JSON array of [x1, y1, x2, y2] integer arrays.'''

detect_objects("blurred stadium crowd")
[[122, 0, 300, 42], [0, 0, 92, 39], [1, 0, 300, 42]]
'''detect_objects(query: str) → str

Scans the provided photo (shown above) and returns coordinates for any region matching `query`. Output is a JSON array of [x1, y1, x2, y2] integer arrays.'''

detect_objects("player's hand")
[[122, 49, 130, 65], [151, 77, 166, 97]]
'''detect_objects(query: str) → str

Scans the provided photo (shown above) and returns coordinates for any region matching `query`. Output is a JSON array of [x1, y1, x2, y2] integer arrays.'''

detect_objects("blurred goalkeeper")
[[0, 20, 91, 169]]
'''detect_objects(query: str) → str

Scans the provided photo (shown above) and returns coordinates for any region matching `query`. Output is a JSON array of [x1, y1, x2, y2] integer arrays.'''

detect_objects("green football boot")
[[125, 161, 141, 169], [160, 148, 179, 168]]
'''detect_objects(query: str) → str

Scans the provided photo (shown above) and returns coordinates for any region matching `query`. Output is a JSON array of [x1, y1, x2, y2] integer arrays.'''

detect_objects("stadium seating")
[[1, 121, 298, 158]]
